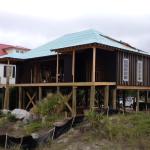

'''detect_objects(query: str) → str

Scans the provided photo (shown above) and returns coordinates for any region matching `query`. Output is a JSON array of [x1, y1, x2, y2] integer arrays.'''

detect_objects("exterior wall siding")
[[116, 50, 150, 86]]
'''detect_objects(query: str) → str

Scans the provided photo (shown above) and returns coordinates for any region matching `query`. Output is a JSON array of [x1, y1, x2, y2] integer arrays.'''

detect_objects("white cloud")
[[0, 0, 150, 19], [0, 0, 150, 51]]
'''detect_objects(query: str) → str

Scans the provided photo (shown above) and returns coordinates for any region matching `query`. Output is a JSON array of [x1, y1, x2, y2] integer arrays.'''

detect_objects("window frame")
[[3, 65, 16, 78], [137, 60, 143, 82], [123, 58, 129, 82]]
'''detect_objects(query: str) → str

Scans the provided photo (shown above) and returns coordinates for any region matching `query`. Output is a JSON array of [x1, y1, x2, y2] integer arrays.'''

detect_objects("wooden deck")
[[117, 85, 150, 90], [0, 82, 116, 87]]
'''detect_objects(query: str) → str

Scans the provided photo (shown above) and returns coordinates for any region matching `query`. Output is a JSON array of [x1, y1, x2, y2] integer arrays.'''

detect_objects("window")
[[137, 60, 143, 82], [123, 58, 129, 81], [3, 65, 15, 78]]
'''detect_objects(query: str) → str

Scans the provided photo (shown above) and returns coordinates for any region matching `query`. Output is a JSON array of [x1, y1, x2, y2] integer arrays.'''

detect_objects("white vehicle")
[[0, 64, 16, 85], [119, 97, 134, 107]]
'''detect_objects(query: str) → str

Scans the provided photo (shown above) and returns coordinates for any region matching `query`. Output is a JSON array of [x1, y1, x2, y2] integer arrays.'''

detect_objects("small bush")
[[31, 93, 68, 117], [85, 110, 104, 127]]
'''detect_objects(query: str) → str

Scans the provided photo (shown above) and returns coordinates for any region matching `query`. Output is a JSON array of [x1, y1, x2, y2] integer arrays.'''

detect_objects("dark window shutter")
[[12, 66, 15, 78], [4, 66, 6, 77]]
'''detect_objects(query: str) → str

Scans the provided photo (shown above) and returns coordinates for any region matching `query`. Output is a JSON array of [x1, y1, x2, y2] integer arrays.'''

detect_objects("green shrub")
[[85, 110, 104, 127], [31, 93, 68, 116], [24, 121, 43, 134]]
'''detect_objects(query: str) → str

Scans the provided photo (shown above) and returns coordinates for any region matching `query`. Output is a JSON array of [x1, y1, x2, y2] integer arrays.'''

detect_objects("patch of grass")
[[24, 121, 43, 134], [0, 117, 8, 128], [86, 111, 150, 141]]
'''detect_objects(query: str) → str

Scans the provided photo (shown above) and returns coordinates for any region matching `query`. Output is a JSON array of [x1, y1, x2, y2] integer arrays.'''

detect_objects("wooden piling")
[[19, 87, 22, 109], [90, 86, 95, 110], [38, 86, 42, 101], [136, 90, 139, 112], [104, 86, 109, 109], [112, 87, 117, 109], [72, 86, 77, 116], [3, 59, 10, 109]]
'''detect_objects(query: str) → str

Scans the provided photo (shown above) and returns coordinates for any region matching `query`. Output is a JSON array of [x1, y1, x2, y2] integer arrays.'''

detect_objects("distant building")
[[0, 44, 30, 56], [0, 44, 30, 84]]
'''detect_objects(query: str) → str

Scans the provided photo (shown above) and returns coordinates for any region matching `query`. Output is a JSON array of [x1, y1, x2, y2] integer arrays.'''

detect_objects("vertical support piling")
[[90, 86, 95, 110], [19, 86, 22, 109], [104, 86, 109, 109], [3, 59, 10, 109], [56, 52, 60, 93], [38, 86, 42, 101], [112, 87, 117, 109], [136, 90, 139, 112], [72, 86, 77, 117]]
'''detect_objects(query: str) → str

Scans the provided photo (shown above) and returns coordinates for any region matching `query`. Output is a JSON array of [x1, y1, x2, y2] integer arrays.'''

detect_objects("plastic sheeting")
[[0, 115, 84, 149]]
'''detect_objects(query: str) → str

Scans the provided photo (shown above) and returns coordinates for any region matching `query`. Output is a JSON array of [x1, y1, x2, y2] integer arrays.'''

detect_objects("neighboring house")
[[0, 44, 30, 56], [0, 29, 149, 112], [0, 44, 30, 84]]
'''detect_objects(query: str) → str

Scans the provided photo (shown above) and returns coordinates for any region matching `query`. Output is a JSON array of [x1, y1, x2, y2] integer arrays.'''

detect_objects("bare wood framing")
[[7, 82, 116, 87], [56, 52, 59, 83], [3, 59, 10, 109], [26, 92, 36, 110], [72, 49, 75, 82], [117, 85, 150, 90], [92, 47, 96, 82]]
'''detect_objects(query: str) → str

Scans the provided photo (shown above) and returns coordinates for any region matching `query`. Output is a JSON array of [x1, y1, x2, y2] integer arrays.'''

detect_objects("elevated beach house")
[[0, 29, 149, 114]]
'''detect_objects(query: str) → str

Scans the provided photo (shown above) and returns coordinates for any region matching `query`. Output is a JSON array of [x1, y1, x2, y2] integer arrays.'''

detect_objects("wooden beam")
[[136, 90, 139, 112], [38, 86, 42, 101], [117, 85, 150, 90], [19, 87, 22, 109], [104, 86, 109, 109], [92, 47, 96, 82], [26, 92, 36, 110], [6, 82, 116, 87], [72, 87, 77, 116], [72, 49, 75, 82], [112, 88, 117, 109], [90, 86, 95, 110]]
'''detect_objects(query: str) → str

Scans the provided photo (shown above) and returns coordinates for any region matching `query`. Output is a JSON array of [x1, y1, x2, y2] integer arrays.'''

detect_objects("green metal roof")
[[0, 29, 147, 60]]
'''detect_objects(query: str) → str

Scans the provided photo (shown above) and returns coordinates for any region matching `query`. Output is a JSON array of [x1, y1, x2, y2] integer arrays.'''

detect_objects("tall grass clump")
[[86, 111, 150, 141]]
